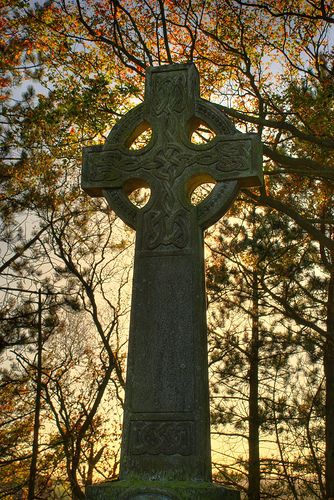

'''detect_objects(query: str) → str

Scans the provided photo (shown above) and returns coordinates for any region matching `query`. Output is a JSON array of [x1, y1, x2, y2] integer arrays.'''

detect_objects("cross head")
[[82, 63, 262, 248]]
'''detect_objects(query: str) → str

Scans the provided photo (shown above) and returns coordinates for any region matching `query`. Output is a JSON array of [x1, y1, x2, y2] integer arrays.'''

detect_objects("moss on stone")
[[86, 478, 240, 499]]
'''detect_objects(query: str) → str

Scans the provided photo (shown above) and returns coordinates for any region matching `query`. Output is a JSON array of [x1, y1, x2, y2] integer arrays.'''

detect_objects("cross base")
[[86, 479, 240, 499]]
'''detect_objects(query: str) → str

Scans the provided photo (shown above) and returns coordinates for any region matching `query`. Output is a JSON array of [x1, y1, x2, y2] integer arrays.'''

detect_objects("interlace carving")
[[82, 64, 262, 247], [129, 421, 194, 456]]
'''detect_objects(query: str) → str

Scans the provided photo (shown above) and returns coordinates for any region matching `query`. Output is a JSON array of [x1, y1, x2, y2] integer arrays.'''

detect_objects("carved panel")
[[215, 139, 252, 172], [129, 421, 194, 456], [191, 138, 252, 177], [143, 208, 190, 250], [152, 73, 186, 116]]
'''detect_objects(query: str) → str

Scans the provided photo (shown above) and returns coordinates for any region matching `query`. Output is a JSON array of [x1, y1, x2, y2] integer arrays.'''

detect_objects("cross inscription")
[[82, 63, 262, 485]]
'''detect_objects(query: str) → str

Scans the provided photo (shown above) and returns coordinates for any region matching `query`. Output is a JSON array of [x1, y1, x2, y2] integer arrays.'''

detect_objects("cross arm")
[[186, 133, 263, 188], [81, 144, 142, 197]]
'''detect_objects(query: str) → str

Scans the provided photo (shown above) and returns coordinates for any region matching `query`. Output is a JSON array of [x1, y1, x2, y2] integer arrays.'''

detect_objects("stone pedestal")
[[86, 479, 240, 499]]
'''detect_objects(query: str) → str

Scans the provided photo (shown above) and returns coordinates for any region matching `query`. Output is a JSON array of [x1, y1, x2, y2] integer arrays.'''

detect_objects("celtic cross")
[[82, 64, 262, 489]]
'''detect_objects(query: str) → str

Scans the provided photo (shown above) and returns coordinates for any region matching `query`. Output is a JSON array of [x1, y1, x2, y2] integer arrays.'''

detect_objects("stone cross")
[[82, 63, 262, 499]]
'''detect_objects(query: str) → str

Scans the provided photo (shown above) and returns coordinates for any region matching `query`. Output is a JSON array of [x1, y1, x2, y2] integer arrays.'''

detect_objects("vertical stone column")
[[120, 213, 211, 482]]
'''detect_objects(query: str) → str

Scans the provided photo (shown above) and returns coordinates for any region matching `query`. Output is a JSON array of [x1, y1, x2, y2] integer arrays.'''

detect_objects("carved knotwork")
[[129, 420, 194, 456], [81, 63, 263, 246]]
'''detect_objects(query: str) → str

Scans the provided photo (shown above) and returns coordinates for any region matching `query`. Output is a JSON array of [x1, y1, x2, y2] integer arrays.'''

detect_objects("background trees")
[[1, 1, 333, 498]]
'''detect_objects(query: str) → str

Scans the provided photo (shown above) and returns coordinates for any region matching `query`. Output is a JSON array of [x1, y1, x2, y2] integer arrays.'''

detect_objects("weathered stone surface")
[[81, 63, 262, 497], [85, 479, 240, 499]]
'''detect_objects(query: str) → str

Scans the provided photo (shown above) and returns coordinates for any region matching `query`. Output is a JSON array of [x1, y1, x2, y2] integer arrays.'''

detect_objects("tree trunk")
[[248, 271, 260, 500], [68, 466, 85, 500], [325, 267, 334, 500], [27, 290, 43, 500]]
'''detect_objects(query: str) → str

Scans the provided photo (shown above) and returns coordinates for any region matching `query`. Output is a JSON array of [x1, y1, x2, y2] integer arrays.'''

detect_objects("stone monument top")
[[82, 63, 262, 234]]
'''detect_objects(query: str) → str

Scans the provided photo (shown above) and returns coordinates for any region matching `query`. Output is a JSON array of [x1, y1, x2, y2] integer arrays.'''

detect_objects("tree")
[[207, 201, 328, 498]]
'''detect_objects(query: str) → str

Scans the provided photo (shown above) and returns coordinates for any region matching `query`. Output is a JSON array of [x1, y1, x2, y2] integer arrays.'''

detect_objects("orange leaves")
[[0, 76, 11, 89]]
